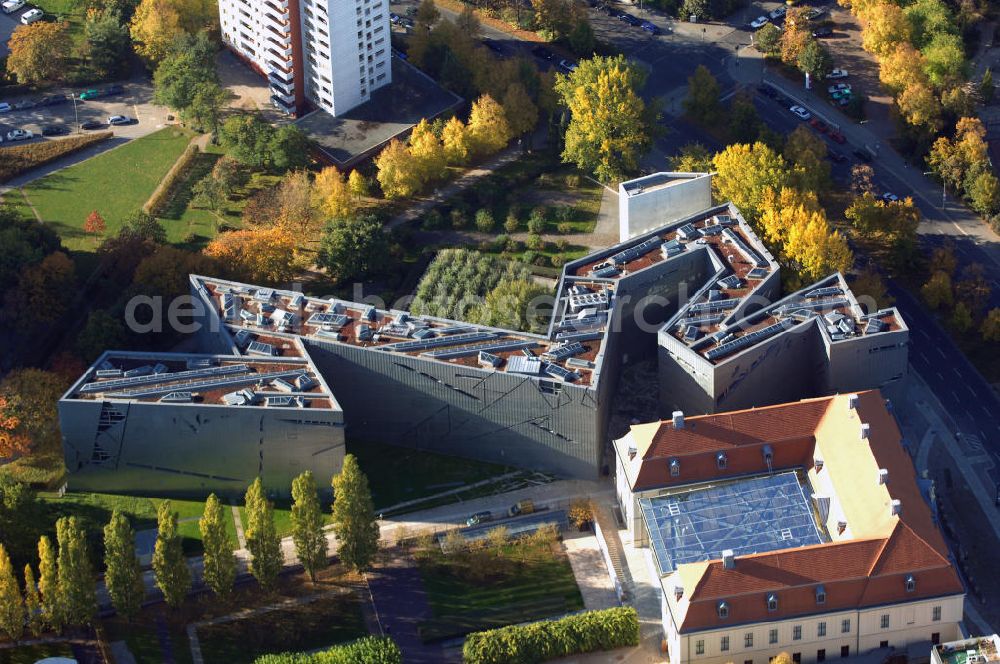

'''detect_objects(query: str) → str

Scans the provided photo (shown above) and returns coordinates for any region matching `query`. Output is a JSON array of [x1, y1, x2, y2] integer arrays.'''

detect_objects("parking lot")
[[0, 78, 170, 146]]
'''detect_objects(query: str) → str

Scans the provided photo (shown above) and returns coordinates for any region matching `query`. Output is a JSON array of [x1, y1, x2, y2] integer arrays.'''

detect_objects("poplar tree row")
[[0, 455, 378, 639]]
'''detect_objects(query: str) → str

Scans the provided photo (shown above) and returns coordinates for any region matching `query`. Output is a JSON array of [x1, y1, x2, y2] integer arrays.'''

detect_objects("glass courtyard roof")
[[639, 471, 824, 575]]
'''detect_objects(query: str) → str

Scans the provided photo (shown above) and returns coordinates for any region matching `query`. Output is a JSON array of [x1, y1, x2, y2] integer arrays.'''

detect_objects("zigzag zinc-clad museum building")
[[59, 172, 911, 496]]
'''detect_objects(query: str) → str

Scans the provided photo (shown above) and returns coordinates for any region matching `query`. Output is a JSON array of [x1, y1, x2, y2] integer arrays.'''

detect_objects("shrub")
[[564, 173, 581, 189], [556, 239, 570, 251], [423, 209, 444, 230], [0, 131, 112, 183], [462, 607, 640, 664], [451, 208, 467, 229], [475, 208, 495, 232], [557, 222, 573, 235], [504, 211, 520, 233], [253, 636, 401, 664], [521, 250, 537, 265], [554, 205, 573, 222], [526, 233, 544, 250], [494, 233, 510, 251], [144, 140, 201, 216], [550, 254, 566, 268], [527, 207, 547, 233]]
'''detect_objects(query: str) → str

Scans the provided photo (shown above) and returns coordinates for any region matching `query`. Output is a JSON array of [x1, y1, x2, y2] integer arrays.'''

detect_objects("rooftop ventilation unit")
[[722, 550, 735, 569], [762, 444, 773, 463], [478, 351, 502, 368], [848, 393, 859, 409], [628, 438, 637, 461], [860, 423, 871, 440], [159, 392, 192, 403], [669, 458, 680, 476], [890, 499, 902, 516], [878, 468, 889, 485], [295, 374, 316, 391], [672, 411, 684, 429], [674, 585, 684, 600]]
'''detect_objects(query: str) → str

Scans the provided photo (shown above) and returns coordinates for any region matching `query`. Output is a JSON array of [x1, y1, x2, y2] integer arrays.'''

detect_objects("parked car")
[[641, 20, 660, 34], [558, 59, 578, 73], [828, 130, 846, 144], [1, 0, 25, 14], [80, 120, 104, 130], [804, 8, 825, 20], [108, 115, 133, 126], [508, 500, 535, 517], [389, 11, 399, 23], [829, 150, 847, 163], [0, 103, 11, 113], [853, 149, 873, 162], [828, 83, 851, 94], [789, 105, 811, 120], [39, 94, 67, 106], [768, 6, 786, 20], [749, 15, 769, 29], [812, 26, 833, 38], [20, 7, 42, 23], [881, 192, 900, 203], [810, 118, 828, 133], [466, 511, 493, 527], [5, 129, 32, 141], [620, 13, 642, 26], [531, 45, 554, 60], [103, 84, 125, 96], [831, 89, 852, 101], [79, 89, 100, 100], [13, 99, 36, 110], [400, 17, 413, 28], [826, 68, 848, 79], [757, 84, 777, 98], [41, 124, 69, 136]]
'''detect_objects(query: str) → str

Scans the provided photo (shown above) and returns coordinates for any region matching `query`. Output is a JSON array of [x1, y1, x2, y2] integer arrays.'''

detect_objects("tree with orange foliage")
[[0, 397, 31, 458], [6, 21, 71, 84], [0, 369, 67, 459], [204, 226, 297, 283], [83, 211, 106, 236]]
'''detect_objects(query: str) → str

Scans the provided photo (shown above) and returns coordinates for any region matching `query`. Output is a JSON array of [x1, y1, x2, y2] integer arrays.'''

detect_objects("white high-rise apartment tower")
[[219, 0, 392, 117]]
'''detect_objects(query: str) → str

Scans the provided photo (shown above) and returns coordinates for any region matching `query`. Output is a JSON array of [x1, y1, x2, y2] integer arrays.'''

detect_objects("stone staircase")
[[593, 503, 635, 602]]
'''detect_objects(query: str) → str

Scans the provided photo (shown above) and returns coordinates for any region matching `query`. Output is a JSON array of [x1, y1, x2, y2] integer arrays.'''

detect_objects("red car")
[[829, 130, 846, 144], [809, 118, 828, 133]]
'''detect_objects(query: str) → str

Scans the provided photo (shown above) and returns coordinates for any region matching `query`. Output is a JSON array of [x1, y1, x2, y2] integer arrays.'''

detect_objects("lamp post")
[[71, 92, 80, 134]]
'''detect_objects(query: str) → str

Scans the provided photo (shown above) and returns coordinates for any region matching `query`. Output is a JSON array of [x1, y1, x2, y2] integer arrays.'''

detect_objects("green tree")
[[555, 55, 655, 182], [22, 565, 42, 638], [950, 301, 972, 332], [245, 478, 283, 590], [755, 23, 781, 54], [152, 502, 191, 608], [922, 32, 967, 88], [37, 536, 61, 633], [568, 17, 595, 56], [669, 143, 713, 172], [152, 31, 218, 112], [922, 271, 953, 309], [797, 40, 831, 80], [317, 215, 390, 283], [981, 307, 1000, 342], [219, 113, 275, 169], [473, 278, 552, 333], [291, 471, 328, 584], [331, 455, 380, 573], [75, 309, 128, 364], [269, 125, 311, 172], [85, 12, 132, 79], [966, 170, 1000, 216], [183, 82, 233, 135], [683, 64, 721, 125], [415, 0, 440, 27], [0, 544, 24, 642], [981, 68, 994, 104], [200, 494, 236, 597], [784, 125, 830, 193], [56, 517, 96, 627], [681, 0, 708, 19], [103, 510, 144, 621]]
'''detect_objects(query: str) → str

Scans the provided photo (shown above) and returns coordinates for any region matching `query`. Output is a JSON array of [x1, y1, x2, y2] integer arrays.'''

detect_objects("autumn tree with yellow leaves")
[[375, 139, 423, 200], [711, 142, 790, 224], [442, 116, 472, 165], [130, 0, 216, 64], [409, 119, 447, 183], [204, 227, 297, 283], [7, 22, 71, 84], [313, 167, 353, 220], [467, 94, 512, 156]]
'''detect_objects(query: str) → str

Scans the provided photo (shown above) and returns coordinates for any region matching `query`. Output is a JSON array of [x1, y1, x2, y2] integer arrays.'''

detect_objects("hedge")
[[0, 132, 113, 182], [417, 596, 567, 643], [143, 139, 200, 216], [462, 606, 640, 664], [252, 636, 401, 664]]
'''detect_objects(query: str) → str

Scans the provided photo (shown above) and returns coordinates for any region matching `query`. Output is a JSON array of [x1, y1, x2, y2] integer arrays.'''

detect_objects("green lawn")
[[196, 594, 367, 664], [348, 439, 516, 510], [32, 0, 86, 45], [416, 535, 583, 639], [17, 127, 195, 253], [0, 643, 75, 664]]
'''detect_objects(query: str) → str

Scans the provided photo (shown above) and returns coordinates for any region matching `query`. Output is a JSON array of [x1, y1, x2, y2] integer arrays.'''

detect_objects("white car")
[[108, 115, 132, 125], [1, 0, 25, 14], [827, 83, 851, 94], [20, 7, 42, 23], [826, 68, 849, 80], [789, 105, 811, 120], [749, 15, 770, 29], [6, 129, 33, 141], [558, 59, 578, 73]]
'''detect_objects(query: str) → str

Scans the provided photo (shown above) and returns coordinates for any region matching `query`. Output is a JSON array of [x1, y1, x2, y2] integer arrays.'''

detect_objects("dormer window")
[[905, 574, 915, 592], [717, 601, 729, 619], [767, 593, 778, 612], [670, 458, 680, 477], [816, 585, 826, 605], [716, 452, 727, 470]]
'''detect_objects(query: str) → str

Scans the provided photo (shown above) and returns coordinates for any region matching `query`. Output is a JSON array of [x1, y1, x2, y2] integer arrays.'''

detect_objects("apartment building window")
[[696, 640, 705, 655], [818, 622, 826, 638], [932, 606, 942, 622], [880, 615, 890, 630], [932, 634, 941, 645], [745, 633, 753, 648], [816, 585, 826, 605], [793, 626, 802, 641], [769, 629, 778, 645], [841, 619, 851, 634], [841, 646, 850, 658], [721, 637, 730, 652], [818, 650, 826, 662]]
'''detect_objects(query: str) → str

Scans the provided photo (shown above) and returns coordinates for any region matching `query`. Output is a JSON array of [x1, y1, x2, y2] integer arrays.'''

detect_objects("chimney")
[[837, 520, 847, 535], [722, 549, 735, 569], [848, 393, 859, 409], [878, 468, 889, 485], [860, 423, 871, 440], [627, 436, 637, 460], [814, 456, 824, 471], [890, 499, 902, 516], [672, 411, 685, 429], [674, 585, 684, 601]]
